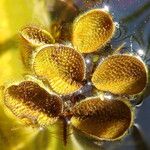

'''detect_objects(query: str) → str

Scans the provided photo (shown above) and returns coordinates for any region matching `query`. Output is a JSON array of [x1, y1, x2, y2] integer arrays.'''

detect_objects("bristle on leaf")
[[71, 97, 133, 140], [33, 44, 86, 95], [20, 26, 55, 68], [72, 9, 115, 53], [92, 55, 147, 95], [4, 81, 63, 126]]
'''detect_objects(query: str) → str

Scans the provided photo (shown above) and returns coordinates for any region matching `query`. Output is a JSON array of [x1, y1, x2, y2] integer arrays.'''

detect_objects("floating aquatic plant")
[[2, 8, 148, 148]]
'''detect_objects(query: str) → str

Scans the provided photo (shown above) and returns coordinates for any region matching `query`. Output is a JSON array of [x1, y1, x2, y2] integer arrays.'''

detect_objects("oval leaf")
[[4, 81, 63, 126], [72, 9, 115, 53], [20, 26, 55, 47], [20, 26, 55, 68], [71, 97, 133, 140], [92, 55, 147, 95], [33, 44, 86, 95]]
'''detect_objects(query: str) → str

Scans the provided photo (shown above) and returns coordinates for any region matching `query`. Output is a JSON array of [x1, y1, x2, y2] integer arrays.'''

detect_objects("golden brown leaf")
[[4, 81, 63, 126], [33, 44, 85, 95], [72, 9, 115, 53], [92, 55, 147, 95], [71, 97, 133, 140]]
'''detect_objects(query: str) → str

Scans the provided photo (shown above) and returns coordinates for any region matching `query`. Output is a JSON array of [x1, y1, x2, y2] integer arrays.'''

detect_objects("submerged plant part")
[[3, 8, 148, 147]]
